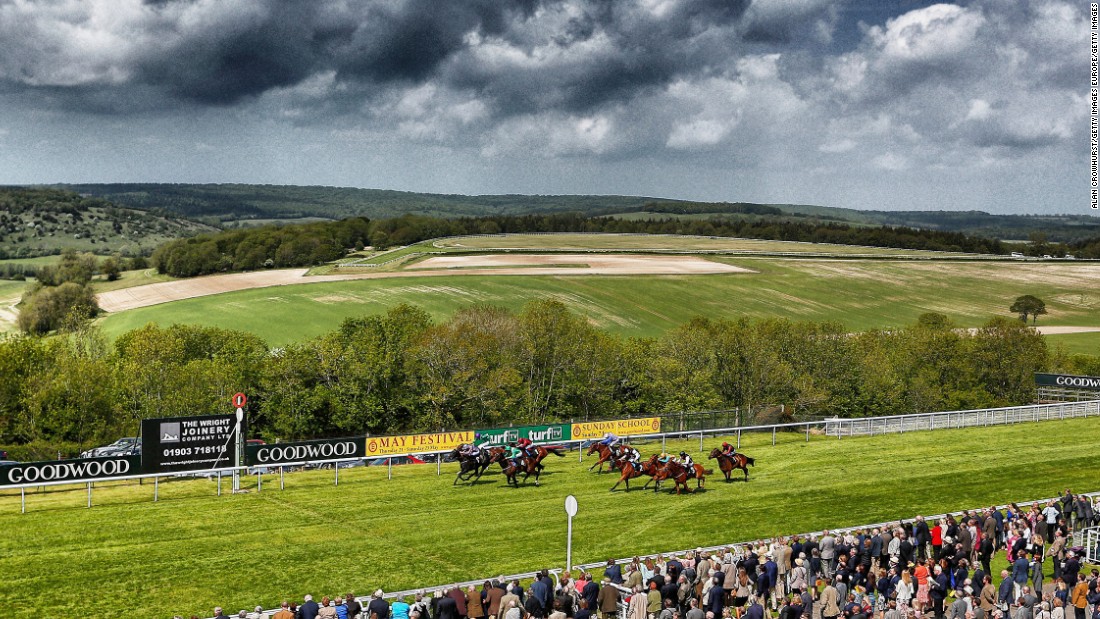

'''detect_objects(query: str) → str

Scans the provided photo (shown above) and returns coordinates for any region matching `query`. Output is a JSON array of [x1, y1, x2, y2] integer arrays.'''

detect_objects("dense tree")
[[17, 282, 99, 334], [1009, 295, 1047, 323]]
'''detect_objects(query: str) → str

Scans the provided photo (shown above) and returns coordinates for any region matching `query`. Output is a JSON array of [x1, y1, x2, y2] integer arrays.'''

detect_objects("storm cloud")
[[0, 0, 1089, 214]]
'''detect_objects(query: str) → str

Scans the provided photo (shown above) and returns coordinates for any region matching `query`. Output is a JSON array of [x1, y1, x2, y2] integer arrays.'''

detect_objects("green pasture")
[[433, 233, 976, 256], [99, 257, 1100, 346], [1047, 332, 1100, 356], [1, 417, 1098, 619]]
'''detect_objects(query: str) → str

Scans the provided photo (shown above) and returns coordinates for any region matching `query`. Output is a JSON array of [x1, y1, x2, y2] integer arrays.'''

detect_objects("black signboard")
[[246, 436, 366, 466], [1035, 373, 1100, 390], [0, 455, 141, 487], [141, 414, 240, 474]]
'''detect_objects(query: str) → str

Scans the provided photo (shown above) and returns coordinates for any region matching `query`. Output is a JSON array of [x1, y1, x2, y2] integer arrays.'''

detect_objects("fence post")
[[87, 482, 92, 508], [335, 462, 340, 486], [217, 472, 222, 496], [257, 472, 262, 493], [154, 476, 159, 502], [737, 429, 741, 449], [579, 443, 583, 463], [805, 424, 809, 442], [21, 488, 25, 514], [772, 427, 776, 446], [662, 435, 666, 452], [699, 431, 704, 452], [388, 458, 393, 480], [438, 456, 443, 475], [280, 466, 285, 491]]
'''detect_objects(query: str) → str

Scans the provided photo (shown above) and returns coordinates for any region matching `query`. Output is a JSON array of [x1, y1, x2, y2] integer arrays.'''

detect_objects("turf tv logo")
[[160, 422, 181, 443]]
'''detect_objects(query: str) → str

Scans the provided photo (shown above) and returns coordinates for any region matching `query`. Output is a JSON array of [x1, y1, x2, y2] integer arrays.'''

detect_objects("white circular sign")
[[565, 494, 578, 517]]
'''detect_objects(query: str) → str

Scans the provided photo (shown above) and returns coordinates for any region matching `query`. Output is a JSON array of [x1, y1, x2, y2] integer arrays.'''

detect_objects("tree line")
[[151, 212, 1013, 278], [1, 302, 1078, 456]]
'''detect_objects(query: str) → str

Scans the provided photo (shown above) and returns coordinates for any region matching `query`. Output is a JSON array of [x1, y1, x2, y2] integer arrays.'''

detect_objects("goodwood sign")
[[1034, 373, 1100, 390]]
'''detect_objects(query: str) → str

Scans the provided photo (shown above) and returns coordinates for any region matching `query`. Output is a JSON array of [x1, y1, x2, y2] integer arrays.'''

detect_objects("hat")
[[795, 558, 804, 566]]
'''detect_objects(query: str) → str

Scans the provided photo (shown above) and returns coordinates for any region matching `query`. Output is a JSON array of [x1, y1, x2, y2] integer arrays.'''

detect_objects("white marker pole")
[[232, 407, 244, 492], [565, 494, 578, 572]]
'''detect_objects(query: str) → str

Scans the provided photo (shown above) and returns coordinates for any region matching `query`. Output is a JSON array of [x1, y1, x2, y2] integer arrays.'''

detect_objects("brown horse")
[[653, 460, 695, 495], [488, 448, 547, 485], [529, 445, 567, 472], [586, 442, 622, 473], [609, 454, 662, 491], [707, 448, 755, 482]]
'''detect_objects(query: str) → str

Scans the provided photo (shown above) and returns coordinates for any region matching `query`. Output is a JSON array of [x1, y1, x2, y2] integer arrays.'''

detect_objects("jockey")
[[720, 441, 737, 458], [658, 452, 671, 463], [599, 432, 620, 449], [459, 443, 480, 459], [678, 451, 695, 477], [514, 437, 536, 459], [504, 444, 525, 467], [620, 446, 641, 466]]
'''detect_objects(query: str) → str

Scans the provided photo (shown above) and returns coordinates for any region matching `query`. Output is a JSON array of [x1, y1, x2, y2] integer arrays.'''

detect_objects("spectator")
[[1072, 578, 1089, 619], [438, 591, 459, 619], [503, 601, 522, 619], [744, 596, 764, 619], [213, 607, 230, 619], [302, 596, 321, 619], [348, 595, 362, 619], [628, 586, 648, 619], [576, 599, 593, 619], [274, 601, 295, 619], [500, 584, 521, 619], [551, 599, 569, 619], [467, 586, 486, 619], [932, 565, 950, 619], [337, 597, 348, 619], [393, 597, 411, 619], [821, 579, 841, 619], [647, 583, 662, 619], [248, 606, 265, 619], [319, 597, 337, 619], [369, 591, 391, 619], [597, 579, 620, 619], [684, 599, 702, 619], [606, 561, 624, 586]]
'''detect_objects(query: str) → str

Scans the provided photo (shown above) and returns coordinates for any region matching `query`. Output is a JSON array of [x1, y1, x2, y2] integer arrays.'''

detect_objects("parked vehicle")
[[1010, 252, 1024, 258], [368, 455, 428, 467], [81, 437, 140, 458], [0, 459, 18, 468]]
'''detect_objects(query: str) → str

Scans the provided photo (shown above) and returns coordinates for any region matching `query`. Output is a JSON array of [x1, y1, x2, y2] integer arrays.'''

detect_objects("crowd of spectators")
[[185, 491, 1100, 619]]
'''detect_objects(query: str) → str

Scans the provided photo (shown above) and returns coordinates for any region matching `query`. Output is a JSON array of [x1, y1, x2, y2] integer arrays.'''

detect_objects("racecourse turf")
[[97, 257, 1100, 346], [1, 417, 1098, 618]]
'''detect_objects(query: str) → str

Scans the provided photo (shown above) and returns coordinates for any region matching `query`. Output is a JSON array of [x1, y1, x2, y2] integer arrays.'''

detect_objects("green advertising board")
[[472, 423, 570, 446]]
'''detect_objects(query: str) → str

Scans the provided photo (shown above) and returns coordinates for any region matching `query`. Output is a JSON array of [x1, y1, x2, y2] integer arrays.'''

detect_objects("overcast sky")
[[0, 0, 1088, 214]]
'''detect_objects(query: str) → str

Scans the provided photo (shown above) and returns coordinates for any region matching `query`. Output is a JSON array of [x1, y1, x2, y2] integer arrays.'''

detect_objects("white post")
[[257, 471, 262, 492], [232, 406, 244, 493], [565, 495, 578, 572], [21, 488, 25, 514], [335, 462, 340, 486], [87, 482, 92, 508], [217, 471, 222, 496], [280, 466, 285, 490], [388, 458, 393, 480], [154, 476, 159, 502]]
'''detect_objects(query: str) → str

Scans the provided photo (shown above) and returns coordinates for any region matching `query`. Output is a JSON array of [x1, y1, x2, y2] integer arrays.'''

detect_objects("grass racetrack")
[[2, 417, 1099, 618], [98, 257, 1100, 346]]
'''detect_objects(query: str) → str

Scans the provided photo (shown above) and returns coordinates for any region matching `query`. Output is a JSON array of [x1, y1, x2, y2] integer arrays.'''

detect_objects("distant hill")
[[52, 183, 1100, 243], [0, 187, 215, 259]]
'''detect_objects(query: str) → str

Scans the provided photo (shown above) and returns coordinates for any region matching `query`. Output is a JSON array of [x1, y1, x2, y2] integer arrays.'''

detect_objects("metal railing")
[[7, 400, 1098, 512]]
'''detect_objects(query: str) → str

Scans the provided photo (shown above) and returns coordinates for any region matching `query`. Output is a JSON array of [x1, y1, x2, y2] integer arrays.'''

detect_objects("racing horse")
[[707, 448, 755, 482], [528, 445, 567, 472], [586, 442, 623, 473], [449, 445, 492, 486], [488, 447, 554, 487], [653, 460, 706, 495], [609, 454, 662, 492]]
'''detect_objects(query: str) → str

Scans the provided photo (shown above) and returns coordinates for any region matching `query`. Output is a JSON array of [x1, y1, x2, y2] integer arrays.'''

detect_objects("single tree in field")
[[1009, 295, 1047, 324]]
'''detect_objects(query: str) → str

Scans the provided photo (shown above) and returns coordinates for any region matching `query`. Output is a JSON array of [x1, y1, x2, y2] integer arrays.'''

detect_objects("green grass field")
[[433, 233, 976, 256], [99, 257, 1100, 346], [1046, 332, 1100, 356], [1, 417, 1097, 618]]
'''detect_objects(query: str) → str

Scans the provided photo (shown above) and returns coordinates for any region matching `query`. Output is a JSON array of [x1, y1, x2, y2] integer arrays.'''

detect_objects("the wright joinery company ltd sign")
[[1035, 373, 1100, 390], [140, 414, 239, 474]]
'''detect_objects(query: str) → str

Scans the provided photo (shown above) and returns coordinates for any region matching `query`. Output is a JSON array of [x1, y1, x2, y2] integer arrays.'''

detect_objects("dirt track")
[[95, 255, 751, 313]]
